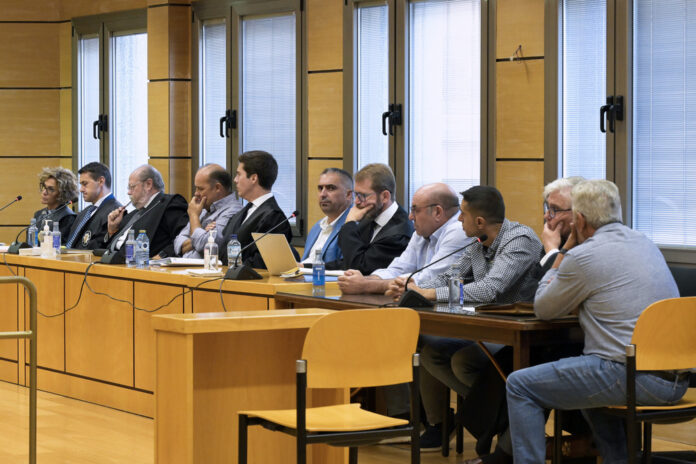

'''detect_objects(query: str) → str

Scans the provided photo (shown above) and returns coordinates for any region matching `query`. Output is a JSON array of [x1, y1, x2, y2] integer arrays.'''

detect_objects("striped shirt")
[[420, 219, 542, 303]]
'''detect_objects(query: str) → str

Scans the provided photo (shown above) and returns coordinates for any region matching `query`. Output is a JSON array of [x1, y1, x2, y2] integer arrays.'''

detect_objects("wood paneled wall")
[[0, 0, 547, 244], [495, 0, 545, 235]]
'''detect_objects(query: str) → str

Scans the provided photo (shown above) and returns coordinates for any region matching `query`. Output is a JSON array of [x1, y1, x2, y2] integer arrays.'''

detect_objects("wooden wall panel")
[[306, 159, 345, 232], [0, 0, 61, 21], [0, 266, 19, 363], [148, 5, 170, 80], [496, 0, 544, 59], [0, 227, 28, 248], [191, 291, 268, 313], [307, 0, 343, 71], [0, 23, 60, 87], [167, 157, 192, 199], [60, 89, 72, 157], [0, 90, 60, 156], [59, 22, 71, 87], [496, 160, 544, 235], [308, 73, 343, 158], [148, 81, 170, 156], [168, 5, 192, 79], [60, 0, 147, 19], [65, 274, 134, 386], [24, 268, 64, 372], [0, 157, 70, 226], [134, 282, 185, 392], [149, 158, 170, 190], [496, 60, 544, 159], [148, 81, 191, 157]]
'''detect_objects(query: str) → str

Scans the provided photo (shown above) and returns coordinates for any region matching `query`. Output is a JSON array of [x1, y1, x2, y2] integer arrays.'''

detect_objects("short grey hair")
[[543, 176, 585, 201], [571, 179, 623, 229], [135, 165, 165, 191]]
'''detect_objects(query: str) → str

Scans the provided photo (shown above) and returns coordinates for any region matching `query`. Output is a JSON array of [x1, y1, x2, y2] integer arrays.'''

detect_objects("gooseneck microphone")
[[224, 210, 299, 280], [0, 195, 22, 213], [398, 234, 487, 309], [100, 197, 167, 265]]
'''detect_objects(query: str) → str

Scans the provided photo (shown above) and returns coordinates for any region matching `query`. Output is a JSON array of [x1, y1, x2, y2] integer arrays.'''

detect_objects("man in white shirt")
[[301, 168, 353, 265], [338, 183, 470, 294]]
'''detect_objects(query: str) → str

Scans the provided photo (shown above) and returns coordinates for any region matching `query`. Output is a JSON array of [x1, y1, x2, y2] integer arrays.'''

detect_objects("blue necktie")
[[66, 205, 96, 248]]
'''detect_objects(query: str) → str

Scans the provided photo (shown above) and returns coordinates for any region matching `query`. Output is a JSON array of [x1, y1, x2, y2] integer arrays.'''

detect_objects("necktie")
[[66, 205, 96, 248], [367, 220, 377, 243]]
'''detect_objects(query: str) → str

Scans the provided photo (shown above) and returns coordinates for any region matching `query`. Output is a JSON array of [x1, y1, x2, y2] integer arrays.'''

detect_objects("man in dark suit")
[[219, 151, 294, 268], [65, 162, 122, 249], [105, 165, 188, 259], [331, 163, 413, 274]]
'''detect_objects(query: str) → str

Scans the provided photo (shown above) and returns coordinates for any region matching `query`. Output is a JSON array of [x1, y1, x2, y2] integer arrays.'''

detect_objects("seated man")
[[386, 185, 542, 451], [219, 150, 295, 268], [65, 162, 122, 249], [173, 164, 242, 259], [338, 182, 470, 294], [331, 163, 413, 274], [301, 168, 353, 265], [506, 180, 686, 464], [105, 165, 188, 259]]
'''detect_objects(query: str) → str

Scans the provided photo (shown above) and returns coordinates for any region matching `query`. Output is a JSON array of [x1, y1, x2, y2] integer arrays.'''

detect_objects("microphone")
[[0, 195, 22, 213], [224, 210, 299, 280], [99, 197, 167, 265], [397, 234, 487, 309]]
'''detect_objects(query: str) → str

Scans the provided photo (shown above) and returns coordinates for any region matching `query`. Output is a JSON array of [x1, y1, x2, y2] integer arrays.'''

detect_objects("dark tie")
[[223, 202, 253, 237], [66, 205, 96, 248]]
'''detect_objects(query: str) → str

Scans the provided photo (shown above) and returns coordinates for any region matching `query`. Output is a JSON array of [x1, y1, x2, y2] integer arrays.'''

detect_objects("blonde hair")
[[39, 167, 79, 204]]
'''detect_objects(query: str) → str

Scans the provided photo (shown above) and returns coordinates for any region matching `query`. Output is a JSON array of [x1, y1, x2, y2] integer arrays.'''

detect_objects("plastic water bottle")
[[227, 234, 242, 267], [27, 218, 38, 247], [312, 249, 325, 297], [135, 230, 149, 269], [125, 229, 136, 268], [52, 221, 61, 255], [204, 230, 219, 271]]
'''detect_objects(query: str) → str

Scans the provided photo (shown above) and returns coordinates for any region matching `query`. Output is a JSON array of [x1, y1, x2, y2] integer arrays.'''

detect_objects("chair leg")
[[441, 389, 450, 457], [349, 447, 358, 464], [627, 417, 638, 464], [553, 409, 562, 464], [238, 414, 248, 464], [456, 393, 464, 454], [642, 423, 652, 464]]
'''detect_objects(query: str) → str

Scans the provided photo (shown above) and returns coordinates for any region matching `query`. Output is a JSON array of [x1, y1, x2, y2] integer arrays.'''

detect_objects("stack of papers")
[[150, 257, 205, 267], [280, 268, 345, 278]]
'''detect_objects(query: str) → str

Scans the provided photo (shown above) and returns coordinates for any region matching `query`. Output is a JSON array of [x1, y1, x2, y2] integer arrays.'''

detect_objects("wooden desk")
[[152, 308, 346, 464], [274, 288, 582, 370], [0, 253, 327, 416]]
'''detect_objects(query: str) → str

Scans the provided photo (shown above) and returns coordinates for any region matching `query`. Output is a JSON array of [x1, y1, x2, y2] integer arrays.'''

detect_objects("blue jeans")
[[507, 355, 689, 464]]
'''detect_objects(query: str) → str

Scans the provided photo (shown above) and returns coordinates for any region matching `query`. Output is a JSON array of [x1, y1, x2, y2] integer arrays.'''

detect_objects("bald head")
[[409, 183, 460, 238], [194, 163, 233, 210]]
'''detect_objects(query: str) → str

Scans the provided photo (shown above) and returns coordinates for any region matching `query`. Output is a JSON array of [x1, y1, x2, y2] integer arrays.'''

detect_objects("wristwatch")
[[559, 248, 569, 255]]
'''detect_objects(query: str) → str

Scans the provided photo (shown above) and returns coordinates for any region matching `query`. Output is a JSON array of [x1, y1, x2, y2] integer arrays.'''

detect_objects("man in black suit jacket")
[[330, 163, 413, 274], [219, 150, 294, 267], [65, 162, 122, 249], [105, 165, 188, 259]]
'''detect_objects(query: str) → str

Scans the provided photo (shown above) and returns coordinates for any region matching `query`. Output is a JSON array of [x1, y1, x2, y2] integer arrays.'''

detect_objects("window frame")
[[546, 0, 696, 264], [71, 9, 148, 205], [192, 0, 305, 238]]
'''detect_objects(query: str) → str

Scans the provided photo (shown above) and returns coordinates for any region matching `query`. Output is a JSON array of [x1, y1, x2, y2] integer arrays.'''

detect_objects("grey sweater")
[[535, 222, 678, 362]]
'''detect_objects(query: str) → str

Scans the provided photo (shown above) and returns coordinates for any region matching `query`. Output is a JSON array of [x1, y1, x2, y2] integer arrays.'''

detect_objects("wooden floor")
[[0, 381, 694, 463]]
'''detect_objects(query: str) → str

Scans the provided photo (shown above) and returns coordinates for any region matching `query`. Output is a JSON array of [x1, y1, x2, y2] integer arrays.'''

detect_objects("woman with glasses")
[[33, 167, 79, 244]]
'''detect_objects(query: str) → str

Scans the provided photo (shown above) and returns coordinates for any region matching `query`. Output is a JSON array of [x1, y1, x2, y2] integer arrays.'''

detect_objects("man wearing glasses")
[[329, 163, 413, 274], [338, 182, 470, 294], [105, 165, 188, 259]]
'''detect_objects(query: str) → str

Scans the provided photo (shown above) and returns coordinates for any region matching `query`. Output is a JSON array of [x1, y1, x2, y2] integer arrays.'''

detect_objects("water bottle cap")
[[231, 234, 238, 240]]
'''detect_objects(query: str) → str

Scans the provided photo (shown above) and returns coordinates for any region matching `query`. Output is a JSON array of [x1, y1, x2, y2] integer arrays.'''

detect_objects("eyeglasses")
[[543, 202, 572, 219], [127, 181, 143, 191], [410, 203, 439, 214], [39, 184, 56, 194], [354, 191, 376, 203]]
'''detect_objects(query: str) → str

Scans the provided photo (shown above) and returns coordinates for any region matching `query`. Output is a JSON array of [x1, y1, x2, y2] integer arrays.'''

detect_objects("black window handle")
[[382, 110, 390, 136], [388, 104, 402, 136], [93, 119, 100, 139], [608, 96, 623, 133], [600, 97, 612, 133], [219, 109, 237, 138], [219, 114, 226, 138], [92, 114, 107, 139]]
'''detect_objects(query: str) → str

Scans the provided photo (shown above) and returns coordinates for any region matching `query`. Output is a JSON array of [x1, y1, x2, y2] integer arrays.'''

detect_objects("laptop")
[[252, 233, 299, 276]]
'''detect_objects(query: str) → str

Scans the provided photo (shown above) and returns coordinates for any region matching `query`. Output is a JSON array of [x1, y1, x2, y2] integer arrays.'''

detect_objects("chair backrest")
[[631, 297, 696, 371], [669, 265, 696, 297], [301, 308, 420, 389]]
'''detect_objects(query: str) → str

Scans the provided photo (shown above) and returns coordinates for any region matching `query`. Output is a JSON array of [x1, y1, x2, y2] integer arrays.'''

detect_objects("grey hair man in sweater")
[[506, 179, 687, 464]]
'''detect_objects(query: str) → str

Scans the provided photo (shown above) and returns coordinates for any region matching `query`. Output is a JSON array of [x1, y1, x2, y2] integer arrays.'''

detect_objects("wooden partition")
[[0, 253, 319, 417]]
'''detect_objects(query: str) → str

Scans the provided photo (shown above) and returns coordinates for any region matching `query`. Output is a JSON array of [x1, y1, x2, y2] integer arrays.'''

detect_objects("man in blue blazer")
[[301, 168, 353, 265]]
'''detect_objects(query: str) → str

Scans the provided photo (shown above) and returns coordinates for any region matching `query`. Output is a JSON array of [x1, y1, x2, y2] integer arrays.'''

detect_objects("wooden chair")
[[238, 307, 422, 464], [553, 297, 696, 464]]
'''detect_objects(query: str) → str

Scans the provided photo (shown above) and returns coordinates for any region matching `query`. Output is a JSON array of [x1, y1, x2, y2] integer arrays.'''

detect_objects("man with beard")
[[301, 168, 353, 266], [330, 163, 413, 274]]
